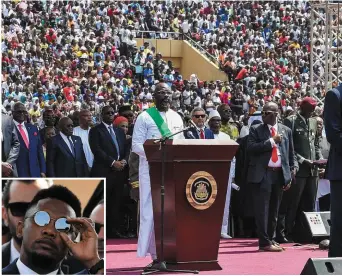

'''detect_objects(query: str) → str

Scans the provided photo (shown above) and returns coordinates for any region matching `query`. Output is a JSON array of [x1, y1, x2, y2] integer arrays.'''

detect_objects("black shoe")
[[144, 260, 160, 270], [275, 236, 290, 244], [112, 231, 128, 239], [126, 231, 137, 238]]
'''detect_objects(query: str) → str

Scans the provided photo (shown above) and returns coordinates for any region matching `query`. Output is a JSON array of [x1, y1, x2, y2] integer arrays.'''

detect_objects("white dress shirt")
[[16, 258, 59, 275], [73, 126, 94, 168], [13, 120, 30, 143], [59, 132, 74, 155], [268, 123, 282, 167], [10, 239, 20, 263]]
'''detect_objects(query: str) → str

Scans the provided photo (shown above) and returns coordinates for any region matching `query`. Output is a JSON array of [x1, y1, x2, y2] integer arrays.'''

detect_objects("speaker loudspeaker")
[[301, 258, 342, 275]]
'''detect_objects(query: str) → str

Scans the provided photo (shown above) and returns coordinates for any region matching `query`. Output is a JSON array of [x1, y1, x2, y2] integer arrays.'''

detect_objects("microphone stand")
[[142, 127, 199, 275]]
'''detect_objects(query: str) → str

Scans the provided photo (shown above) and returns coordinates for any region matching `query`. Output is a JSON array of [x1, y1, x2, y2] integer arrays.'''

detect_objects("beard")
[[30, 251, 59, 271], [7, 219, 23, 246]]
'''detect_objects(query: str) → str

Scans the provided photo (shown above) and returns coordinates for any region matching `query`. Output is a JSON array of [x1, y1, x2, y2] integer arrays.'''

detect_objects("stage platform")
[[106, 238, 328, 275]]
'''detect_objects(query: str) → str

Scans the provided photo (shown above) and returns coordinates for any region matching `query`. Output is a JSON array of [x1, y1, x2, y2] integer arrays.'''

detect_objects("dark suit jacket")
[[324, 85, 342, 180], [2, 242, 10, 268], [247, 123, 298, 186], [89, 123, 129, 177], [1, 114, 19, 176], [46, 134, 89, 177], [14, 122, 46, 177], [183, 127, 215, 139], [2, 258, 88, 275]]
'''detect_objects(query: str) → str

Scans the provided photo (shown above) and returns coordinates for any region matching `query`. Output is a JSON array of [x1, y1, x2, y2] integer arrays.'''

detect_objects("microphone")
[[187, 131, 196, 139], [189, 120, 198, 130]]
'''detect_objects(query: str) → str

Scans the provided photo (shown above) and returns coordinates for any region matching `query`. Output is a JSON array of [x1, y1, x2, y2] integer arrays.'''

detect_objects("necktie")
[[271, 127, 278, 163], [109, 126, 120, 158], [68, 137, 75, 157], [200, 129, 205, 139], [18, 124, 29, 149]]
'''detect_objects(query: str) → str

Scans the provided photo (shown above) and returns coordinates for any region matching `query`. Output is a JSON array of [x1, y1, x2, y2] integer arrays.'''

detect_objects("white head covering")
[[208, 110, 221, 121]]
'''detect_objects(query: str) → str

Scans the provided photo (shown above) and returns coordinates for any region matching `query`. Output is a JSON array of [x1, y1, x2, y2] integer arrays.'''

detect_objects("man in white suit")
[[132, 82, 184, 265]]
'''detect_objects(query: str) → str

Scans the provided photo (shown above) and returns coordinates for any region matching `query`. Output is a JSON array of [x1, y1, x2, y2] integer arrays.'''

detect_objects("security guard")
[[276, 97, 323, 243]]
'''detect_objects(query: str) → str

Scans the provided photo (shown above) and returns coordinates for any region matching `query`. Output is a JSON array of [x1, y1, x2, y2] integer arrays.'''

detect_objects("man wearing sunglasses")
[[2, 185, 104, 275], [247, 101, 298, 252], [12, 102, 46, 177], [2, 179, 51, 269], [184, 107, 214, 139], [89, 105, 129, 238]]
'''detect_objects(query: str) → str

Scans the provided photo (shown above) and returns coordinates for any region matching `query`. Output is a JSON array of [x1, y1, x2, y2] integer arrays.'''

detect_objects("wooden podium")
[[144, 139, 239, 271]]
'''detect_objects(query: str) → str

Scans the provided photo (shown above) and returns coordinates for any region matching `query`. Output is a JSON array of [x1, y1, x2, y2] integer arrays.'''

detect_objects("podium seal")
[[186, 171, 217, 210]]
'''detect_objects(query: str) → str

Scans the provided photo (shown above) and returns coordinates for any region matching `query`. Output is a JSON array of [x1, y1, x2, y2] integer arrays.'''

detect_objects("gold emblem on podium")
[[186, 171, 217, 210]]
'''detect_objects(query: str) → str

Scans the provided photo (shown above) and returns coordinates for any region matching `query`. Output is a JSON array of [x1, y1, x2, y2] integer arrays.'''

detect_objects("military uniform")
[[276, 113, 323, 241]]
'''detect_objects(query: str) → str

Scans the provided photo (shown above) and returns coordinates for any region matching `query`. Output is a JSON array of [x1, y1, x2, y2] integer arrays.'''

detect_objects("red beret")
[[113, 116, 128, 127], [300, 97, 317, 107]]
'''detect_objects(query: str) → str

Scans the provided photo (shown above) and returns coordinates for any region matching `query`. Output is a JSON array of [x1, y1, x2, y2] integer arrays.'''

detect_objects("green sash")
[[146, 107, 172, 138]]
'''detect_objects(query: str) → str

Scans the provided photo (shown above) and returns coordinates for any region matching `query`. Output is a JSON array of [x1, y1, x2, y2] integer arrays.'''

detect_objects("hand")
[[40, 172, 46, 178], [112, 160, 124, 171], [126, 135, 132, 140], [303, 159, 314, 168], [2, 163, 13, 177], [130, 187, 139, 202], [319, 168, 325, 179], [291, 168, 296, 179], [60, 217, 101, 270], [283, 183, 291, 191], [273, 134, 282, 144]]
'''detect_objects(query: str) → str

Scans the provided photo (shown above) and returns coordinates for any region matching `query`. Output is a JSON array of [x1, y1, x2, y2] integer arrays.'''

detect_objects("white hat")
[[208, 110, 221, 121]]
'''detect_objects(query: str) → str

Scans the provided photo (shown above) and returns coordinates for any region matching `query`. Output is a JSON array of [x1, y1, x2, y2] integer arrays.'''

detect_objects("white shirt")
[[14, 120, 30, 143], [214, 132, 231, 140], [73, 126, 94, 168], [10, 239, 20, 263], [59, 132, 74, 154], [16, 258, 59, 275], [268, 123, 282, 167]]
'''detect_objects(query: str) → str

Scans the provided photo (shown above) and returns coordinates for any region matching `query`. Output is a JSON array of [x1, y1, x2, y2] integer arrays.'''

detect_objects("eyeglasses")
[[211, 119, 221, 122], [105, 111, 114, 115], [8, 202, 30, 217], [14, 110, 27, 114], [262, 111, 278, 116], [193, 115, 206, 118], [26, 211, 72, 233], [94, 222, 104, 234]]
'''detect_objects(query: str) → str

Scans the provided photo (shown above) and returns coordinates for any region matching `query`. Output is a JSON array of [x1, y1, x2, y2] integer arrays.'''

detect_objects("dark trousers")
[[329, 181, 342, 257], [252, 169, 284, 247], [106, 171, 126, 236], [276, 176, 318, 239]]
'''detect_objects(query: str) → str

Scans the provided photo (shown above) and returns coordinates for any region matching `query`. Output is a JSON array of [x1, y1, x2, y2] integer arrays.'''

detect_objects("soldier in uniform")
[[276, 97, 323, 243]]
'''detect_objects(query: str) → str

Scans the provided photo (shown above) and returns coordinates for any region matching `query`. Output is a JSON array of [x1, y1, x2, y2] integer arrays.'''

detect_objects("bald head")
[[58, 117, 74, 136]]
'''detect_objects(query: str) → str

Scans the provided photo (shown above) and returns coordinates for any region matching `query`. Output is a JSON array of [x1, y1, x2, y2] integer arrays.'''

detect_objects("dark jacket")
[[46, 134, 89, 177], [89, 123, 129, 177], [183, 127, 215, 139], [1, 114, 19, 176], [247, 123, 298, 186], [2, 258, 88, 275], [14, 122, 46, 177], [324, 85, 342, 180], [2, 242, 10, 269], [284, 113, 323, 177]]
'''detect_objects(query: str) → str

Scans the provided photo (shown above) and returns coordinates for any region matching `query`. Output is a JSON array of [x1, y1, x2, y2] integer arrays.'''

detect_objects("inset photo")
[[2, 178, 104, 275]]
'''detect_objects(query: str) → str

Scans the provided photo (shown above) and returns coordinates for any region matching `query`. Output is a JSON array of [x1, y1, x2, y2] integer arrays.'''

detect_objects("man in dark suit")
[[247, 102, 298, 252], [2, 185, 103, 275], [46, 117, 89, 177], [184, 107, 215, 139], [2, 180, 51, 268], [2, 113, 20, 177], [276, 97, 323, 243], [89, 106, 129, 238], [324, 84, 342, 257], [12, 103, 46, 177]]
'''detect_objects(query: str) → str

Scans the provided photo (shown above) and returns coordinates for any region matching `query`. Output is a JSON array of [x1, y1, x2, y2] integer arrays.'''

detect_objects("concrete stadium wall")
[[135, 38, 227, 81]]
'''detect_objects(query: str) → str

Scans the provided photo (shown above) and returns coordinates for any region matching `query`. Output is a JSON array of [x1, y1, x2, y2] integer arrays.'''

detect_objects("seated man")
[[2, 185, 104, 275]]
